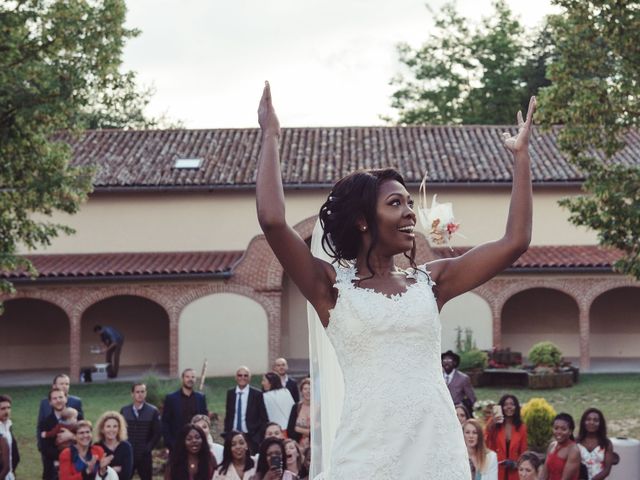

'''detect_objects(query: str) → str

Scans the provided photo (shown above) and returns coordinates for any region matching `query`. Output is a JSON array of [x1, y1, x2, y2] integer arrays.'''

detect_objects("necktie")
[[236, 392, 243, 431]]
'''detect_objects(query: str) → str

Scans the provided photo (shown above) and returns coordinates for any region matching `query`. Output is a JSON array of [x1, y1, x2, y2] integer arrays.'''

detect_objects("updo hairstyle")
[[318, 168, 417, 277]]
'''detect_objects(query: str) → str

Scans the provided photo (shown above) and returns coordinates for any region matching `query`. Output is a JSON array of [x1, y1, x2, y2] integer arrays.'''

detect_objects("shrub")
[[528, 341, 563, 368], [521, 397, 556, 452], [141, 373, 178, 411], [459, 349, 489, 372]]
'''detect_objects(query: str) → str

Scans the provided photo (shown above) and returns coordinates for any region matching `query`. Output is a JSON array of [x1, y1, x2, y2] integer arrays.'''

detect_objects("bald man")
[[224, 366, 268, 454], [273, 358, 299, 403]]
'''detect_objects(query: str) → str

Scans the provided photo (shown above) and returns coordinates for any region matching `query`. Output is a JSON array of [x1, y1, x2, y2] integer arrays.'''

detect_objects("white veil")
[[308, 218, 344, 480]]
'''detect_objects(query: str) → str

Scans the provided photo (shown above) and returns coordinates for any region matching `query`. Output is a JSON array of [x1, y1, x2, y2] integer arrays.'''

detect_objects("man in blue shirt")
[[94, 325, 125, 378]]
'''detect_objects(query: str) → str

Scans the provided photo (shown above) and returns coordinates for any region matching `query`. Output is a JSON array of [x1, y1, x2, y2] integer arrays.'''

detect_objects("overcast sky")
[[122, 0, 558, 129]]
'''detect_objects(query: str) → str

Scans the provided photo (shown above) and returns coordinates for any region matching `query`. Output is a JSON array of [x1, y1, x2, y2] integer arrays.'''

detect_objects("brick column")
[[69, 311, 82, 382], [168, 308, 180, 377], [491, 302, 502, 349], [578, 302, 591, 371]]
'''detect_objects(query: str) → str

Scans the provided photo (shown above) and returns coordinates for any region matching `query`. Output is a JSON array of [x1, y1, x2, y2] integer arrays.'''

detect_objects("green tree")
[[0, 0, 157, 296], [389, 0, 543, 125], [537, 0, 640, 279], [389, 2, 475, 124]]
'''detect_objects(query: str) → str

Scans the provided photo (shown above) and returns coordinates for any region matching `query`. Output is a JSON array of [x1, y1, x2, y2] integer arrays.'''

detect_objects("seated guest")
[[287, 378, 311, 448], [517, 451, 542, 480], [191, 414, 224, 465], [262, 373, 294, 433], [165, 424, 216, 480], [464, 419, 498, 480], [455, 403, 472, 425], [264, 422, 285, 440], [41, 407, 79, 451], [59, 420, 111, 480], [577, 408, 614, 480], [540, 413, 581, 480], [284, 439, 307, 479], [485, 394, 528, 480], [213, 431, 256, 479], [252, 437, 296, 480], [224, 366, 268, 455], [95, 411, 133, 480]]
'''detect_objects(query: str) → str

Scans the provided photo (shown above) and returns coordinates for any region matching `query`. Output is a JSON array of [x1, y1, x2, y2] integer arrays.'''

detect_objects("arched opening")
[[0, 298, 69, 371], [281, 273, 310, 364], [502, 288, 579, 361], [440, 292, 493, 351], [179, 293, 269, 376], [591, 287, 640, 361], [81, 295, 169, 374]]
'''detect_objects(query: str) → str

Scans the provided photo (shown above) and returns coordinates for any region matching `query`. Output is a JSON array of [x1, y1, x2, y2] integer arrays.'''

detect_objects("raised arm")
[[429, 96, 536, 309], [255, 82, 335, 325]]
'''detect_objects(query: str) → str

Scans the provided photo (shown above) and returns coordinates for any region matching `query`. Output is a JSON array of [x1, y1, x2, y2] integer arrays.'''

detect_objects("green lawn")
[[5, 373, 640, 479]]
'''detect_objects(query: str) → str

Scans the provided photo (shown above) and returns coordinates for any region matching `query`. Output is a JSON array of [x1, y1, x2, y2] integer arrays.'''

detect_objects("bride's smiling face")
[[373, 180, 416, 254]]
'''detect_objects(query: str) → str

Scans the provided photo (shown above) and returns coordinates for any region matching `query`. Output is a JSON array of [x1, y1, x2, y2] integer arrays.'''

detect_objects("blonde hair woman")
[[464, 419, 498, 480], [96, 411, 133, 479]]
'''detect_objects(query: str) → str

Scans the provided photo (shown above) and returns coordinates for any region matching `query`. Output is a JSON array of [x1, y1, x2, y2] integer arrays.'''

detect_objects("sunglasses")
[[236, 374, 249, 378]]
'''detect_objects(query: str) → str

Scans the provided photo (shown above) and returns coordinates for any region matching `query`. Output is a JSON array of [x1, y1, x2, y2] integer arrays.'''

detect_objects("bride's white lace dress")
[[323, 264, 470, 480]]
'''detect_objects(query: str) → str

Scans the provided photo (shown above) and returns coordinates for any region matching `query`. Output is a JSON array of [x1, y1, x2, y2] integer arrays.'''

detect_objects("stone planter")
[[527, 371, 574, 389]]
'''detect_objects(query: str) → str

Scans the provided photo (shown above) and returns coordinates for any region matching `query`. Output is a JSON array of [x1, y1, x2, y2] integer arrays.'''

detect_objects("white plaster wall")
[[179, 293, 268, 376], [440, 292, 493, 352], [27, 186, 596, 254]]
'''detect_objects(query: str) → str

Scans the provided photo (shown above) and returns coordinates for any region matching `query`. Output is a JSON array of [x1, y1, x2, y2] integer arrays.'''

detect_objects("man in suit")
[[38, 388, 68, 480], [224, 366, 268, 454], [273, 357, 299, 403], [442, 350, 477, 413], [0, 394, 19, 480], [120, 382, 161, 480], [37, 374, 83, 451], [162, 368, 208, 451]]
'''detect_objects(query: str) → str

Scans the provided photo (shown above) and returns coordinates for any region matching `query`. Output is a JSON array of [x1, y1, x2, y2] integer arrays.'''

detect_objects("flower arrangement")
[[416, 174, 461, 246]]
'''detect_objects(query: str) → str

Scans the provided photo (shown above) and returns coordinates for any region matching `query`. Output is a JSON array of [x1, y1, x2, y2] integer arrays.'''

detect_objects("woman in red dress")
[[539, 413, 580, 480]]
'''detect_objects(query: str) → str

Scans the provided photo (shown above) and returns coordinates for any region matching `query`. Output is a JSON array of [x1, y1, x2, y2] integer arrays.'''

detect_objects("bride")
[[256, 82, 536, 480]]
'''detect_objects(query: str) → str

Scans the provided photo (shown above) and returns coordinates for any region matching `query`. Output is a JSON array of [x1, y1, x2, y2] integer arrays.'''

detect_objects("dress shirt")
[[234, 386, 249, 433], [0, 419, 14, 480], [444, 369, 457, 385]]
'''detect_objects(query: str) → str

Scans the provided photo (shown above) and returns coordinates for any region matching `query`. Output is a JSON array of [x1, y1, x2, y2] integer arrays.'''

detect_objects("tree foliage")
[[537, 0, 640, 279], [389, 0, 547, 125], [0, 0, 160, 296]]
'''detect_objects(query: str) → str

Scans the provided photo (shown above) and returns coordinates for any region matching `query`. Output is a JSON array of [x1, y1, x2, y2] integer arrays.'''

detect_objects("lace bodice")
[[322, 263, 470, 480]]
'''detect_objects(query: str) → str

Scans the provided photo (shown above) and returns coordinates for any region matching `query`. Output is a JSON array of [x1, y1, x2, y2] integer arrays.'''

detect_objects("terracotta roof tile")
[[433, 245, 623, 270], [4, 251, 243, 280], [4, 246, 622, 282], [60, 127, 640, 188]]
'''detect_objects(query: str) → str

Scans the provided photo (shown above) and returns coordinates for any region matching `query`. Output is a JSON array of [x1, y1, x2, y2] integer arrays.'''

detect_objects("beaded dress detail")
[[323, 263, 470, 480]]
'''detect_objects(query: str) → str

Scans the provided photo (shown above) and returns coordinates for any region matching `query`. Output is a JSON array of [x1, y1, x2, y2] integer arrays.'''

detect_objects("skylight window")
[[174, 158, 203, 169]]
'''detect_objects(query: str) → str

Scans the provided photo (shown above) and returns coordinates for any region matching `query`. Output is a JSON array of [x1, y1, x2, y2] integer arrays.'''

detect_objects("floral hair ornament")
[[416, 173, 462, 248]]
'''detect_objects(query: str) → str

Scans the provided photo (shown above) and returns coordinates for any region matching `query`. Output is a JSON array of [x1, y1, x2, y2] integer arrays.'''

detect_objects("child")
[[41, 407, 78, 450]]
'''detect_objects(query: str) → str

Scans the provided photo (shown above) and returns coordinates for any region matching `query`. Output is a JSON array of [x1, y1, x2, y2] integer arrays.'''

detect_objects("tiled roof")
[[3, 246, 622, 282], [4, 251, 244, 281], [434, 245, 623, 270], [62, 127, 640, 188]]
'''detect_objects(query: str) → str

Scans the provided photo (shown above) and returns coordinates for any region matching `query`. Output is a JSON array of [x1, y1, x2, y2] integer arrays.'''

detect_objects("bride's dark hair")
[[318, 168, 417, 278]]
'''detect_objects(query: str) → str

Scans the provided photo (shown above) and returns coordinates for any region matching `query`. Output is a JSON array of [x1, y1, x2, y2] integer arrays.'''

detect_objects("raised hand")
[[502, 96, 536, 154], [258, 81, 281, 138]]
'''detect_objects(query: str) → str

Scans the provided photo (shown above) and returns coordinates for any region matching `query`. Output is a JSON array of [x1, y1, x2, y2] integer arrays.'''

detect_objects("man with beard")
[[38, 388, 68, 480], [161, 368, 207, 451], [0, 395, 19, 480]]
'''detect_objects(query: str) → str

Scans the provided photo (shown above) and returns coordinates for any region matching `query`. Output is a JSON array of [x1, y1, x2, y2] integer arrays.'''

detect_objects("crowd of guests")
[[0, 358, 313, 480], [452, 395, 616, 480], [0, 355, 621, 480]]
